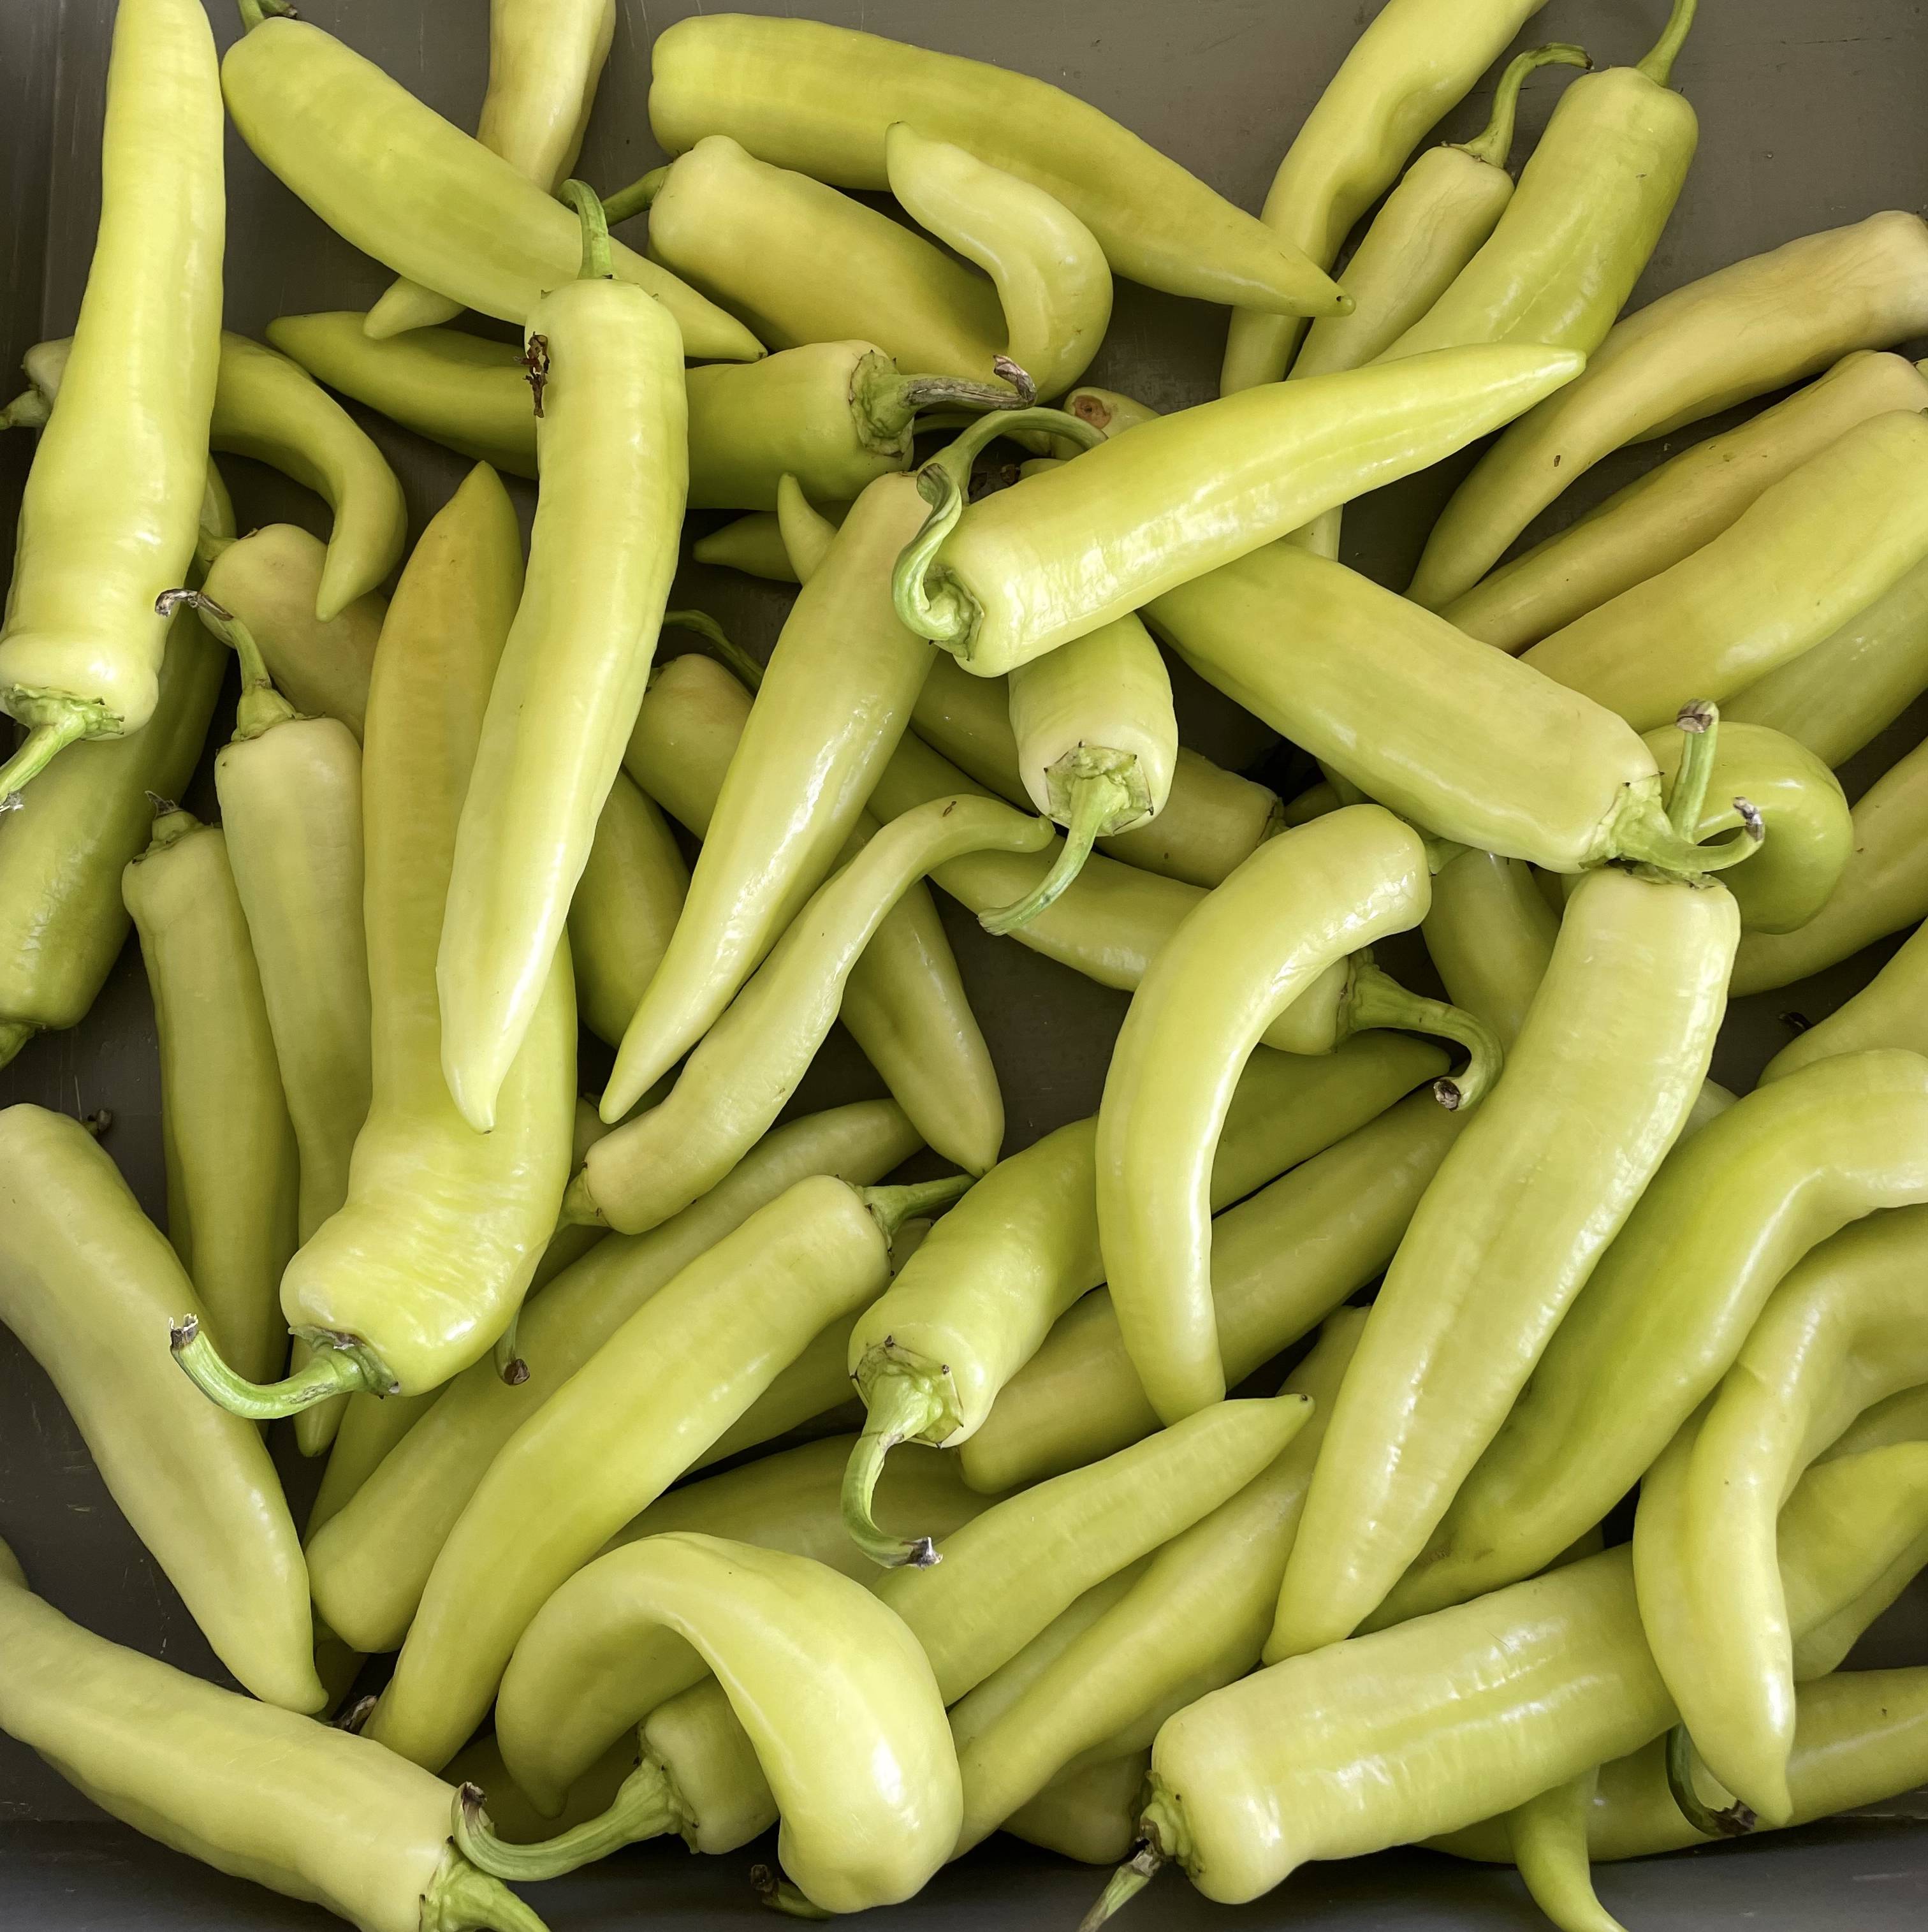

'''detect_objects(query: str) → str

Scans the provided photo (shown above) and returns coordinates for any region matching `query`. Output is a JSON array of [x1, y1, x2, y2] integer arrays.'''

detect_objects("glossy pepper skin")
[[0, 1540, 547, 1932], [1762, 917, 1928, 1079], [622, 647, 1001, 1178], [569, 773, 687, 1049], [439, 191, 687, 1132], [175, 467, 574, 1421], [367, 1173, 960, 1770], [1730, 737, 1928, 995], [369, 0, 616, 337], [305, 1101, 918, 1655], [1412, 211, 1928, 610], [1006, 1755, 1148, 1866], [220, 10, 757, 363], [602, 474, 932, 1117], [0, 0, 221, 801], [892, 351, 1582, 677], [0, 1113, 321, 1713], [497, 1430, 993, 1813], [571, 796, 1048, 1233], [1383, 1049, 1928, 1628], [1384, 0, 1698, 363], [647, 13, 1345, 319], [1097, 807, 1450, 1423], [842, 1037, 1444, 1565], [1220, 0, 1552, 392], [124, 807, 300, 1390], [1422, 851, 1558, 1050], [1447, 349, 1928, 652], [1522, 412, 1928, 731], [1634, 1207, 1928, 1824], [1274, 865, 1736, 1658], [963, 1089, 1461, 1496]]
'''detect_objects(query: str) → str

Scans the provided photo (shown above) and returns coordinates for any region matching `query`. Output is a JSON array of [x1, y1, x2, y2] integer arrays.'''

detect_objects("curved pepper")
[[626, 644, 1000, 1178], [1382, 1048, 1928, 1629], [842, 1036, 1444, 1565], [172, 465, 575, 1416], [1762, 917, 1928, 1079], [0, 1113, 320, 1712], [1522, 411, 1928, 731], [497, 1428, 993, 1814], [367, 1171, 965, 1769], [646, 13, 1345, 318], [953, 1317, 1362, 1854], [1633, 1207, 1928, 1823], [0, 1539, 546, 1932], [221, 7, 757, 362], [1274, 859, 1736, 1657], [124, 805, 300, 1390], [439, 187, 686, 1131], [369, 0, 616, 337], [305, 1101, 917, 1655], [571, 795, 1049, 1233], [1220, 0, 1553, 392], [1384, 0, 1698, 363], [601, 474, 931, 1118], [1411, 211, 1928, 610], [0, 0, 221, 801], [892, 350, 1582, 676], [461, 1535, 960, 1914], [1447, 350, 1928, 652], [1730, 736, 1928, 994], [1099, 806, 1480, 1423]]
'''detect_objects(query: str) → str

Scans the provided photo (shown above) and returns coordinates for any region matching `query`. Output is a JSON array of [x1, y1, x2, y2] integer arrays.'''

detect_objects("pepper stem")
[[1078, 1842, 1165, 1931], [492, 1310, 529, 1387], [453, 1764, 683, 1884], [1346, 962, 1505, 1111], [1457, 44, 1593, 167], [843, 1365, 950, 1569], [601, 166, 669, 226], [1665, 1725, 1756, 1839], [860, 1174, 974, 1244], [750, 1865, 833, 1919], [560, 180, 613, 281], [664, 610, 763, 690], [1, 388, 50, 430], [156, 589, 296, 739], [891, 407, 1106, 652], [421, 1846, 553, 1932], [1637, 0, 1698, 85], [558, 1168, 605, 1227], [1665, 699, 1720, 838], [1611, 786, 1764, 879], [981, 766, 1135, 935], [863, 361, 1036, 441], [237, 0, 296, 29], [0, 710, 92, 810], [170, 1315, 394, 1419]]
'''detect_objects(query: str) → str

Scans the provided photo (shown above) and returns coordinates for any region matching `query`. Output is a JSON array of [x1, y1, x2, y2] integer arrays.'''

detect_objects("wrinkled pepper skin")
[[1383, 1049, 1928, 1628], [221, 14, 757, 362], [0, 1113, 321, 1713], [1274, 867, 1735, 1658], [0, 0, 221, 795], [1096, 807, 1435, 1423], [0, 1540, 545, 1932], [1412, 211, 1928, 610], [647, 13, 1346, 318]]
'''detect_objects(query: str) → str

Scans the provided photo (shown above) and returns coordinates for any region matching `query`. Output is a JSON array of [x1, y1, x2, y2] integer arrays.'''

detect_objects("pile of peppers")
[[8, 1, 1928, 1928]]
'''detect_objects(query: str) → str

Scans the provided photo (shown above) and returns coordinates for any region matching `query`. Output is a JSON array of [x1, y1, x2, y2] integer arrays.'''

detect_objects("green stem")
[[143, 798, 196, 851], [1346, 963, 1505, 1111], [421, 1846, 554, 1932], [1637, 0, 1698, 85], [492, 1310, 529, 1387], [1611, 787, 1764, 879], [453, 1762, 682, 1883], [1665, 1724, 1756, 1839], [560, 180, 612, 281], [170, 1315, 394, 1419], [891, 407, 1105, 652], [602, 166, 669, 226], [663, 610, 763, 691], [1078, 1843, 1164, 1931], [1, 388, 50, 430], [1665, 699, 1719, 839], [156, 589, 296, 739], [750, 1866, 833, 1920], [1457, 43, 1593, 166], [842, 1367, 949, 1569], [860, 1174, 974, 1243], [0, 710, 92, 810], [861, 361, 1036, 441], [558, 1168, 605, 1227], [981, 767, 1134, 936]]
